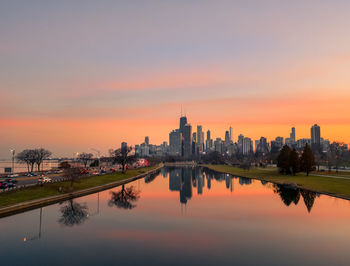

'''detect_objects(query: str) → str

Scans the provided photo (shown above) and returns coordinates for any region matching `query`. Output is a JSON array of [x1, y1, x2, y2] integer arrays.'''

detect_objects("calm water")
[[1, 166, 350, 266]]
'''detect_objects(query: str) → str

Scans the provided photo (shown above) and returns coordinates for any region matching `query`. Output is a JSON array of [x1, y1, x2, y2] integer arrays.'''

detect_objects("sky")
[[1, 0, 350, 159]]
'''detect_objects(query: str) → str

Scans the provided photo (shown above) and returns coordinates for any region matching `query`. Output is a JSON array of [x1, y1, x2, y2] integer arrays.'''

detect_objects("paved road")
[[0, 173, 66, 186]]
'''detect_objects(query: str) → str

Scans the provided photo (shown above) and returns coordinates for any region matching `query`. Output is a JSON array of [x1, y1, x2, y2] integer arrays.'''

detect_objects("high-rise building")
[[214, 138, 223, 154], [179, 116, 187, 133], [183, 124, 192, 157], [311, 124, 321, 146], [256, 137, 268, 154], [197, 125, 203, 153], [297, 138, 311, 149], [206, 130, 212, 152], [243, 137, 253, 155], [145, 136, 149, 145], [229, 126, 233, 142], [207, 130, 211, 141], [169, 129, 182, 155], [238, 134, 244, 154], [290, 127, 295, 143], [224, 130, 230, 148]]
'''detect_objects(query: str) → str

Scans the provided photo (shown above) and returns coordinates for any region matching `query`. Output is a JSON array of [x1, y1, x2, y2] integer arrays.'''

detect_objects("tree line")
[[277, 143, 315, 176], [16, 148, 52, 172]]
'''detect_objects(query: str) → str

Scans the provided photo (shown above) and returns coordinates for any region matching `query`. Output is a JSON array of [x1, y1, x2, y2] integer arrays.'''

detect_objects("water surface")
[[1, 166, 350, 266]]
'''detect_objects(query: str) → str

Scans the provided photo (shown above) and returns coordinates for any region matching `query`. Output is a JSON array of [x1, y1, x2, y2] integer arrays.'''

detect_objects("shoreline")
[[0, 165, 162, 218], [203, 164, 350, 202]]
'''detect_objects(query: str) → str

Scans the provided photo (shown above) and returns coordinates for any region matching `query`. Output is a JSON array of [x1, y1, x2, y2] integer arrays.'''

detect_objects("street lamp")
[[10, 149, 15, 173]]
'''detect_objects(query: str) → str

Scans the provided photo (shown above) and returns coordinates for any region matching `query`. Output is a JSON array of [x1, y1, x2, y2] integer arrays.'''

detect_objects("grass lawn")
[[204, 164, 350, 199], [313, 170, 350, 177], [0, 165, 159, 209]]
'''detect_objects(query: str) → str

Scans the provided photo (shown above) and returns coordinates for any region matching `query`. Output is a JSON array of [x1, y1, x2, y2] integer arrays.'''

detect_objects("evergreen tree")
[[277, 145, 291, 174], [289, 149, 300, 175], [300, 143, 315, 176]]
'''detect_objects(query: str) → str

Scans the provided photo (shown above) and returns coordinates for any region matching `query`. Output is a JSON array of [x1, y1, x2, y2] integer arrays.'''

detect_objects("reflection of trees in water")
[[274, 185, 300, 206], [58, 199, 88, 227], [300, 190, 317, 213], [144, 170, 160, 184], [108, 185, 140, 209], [273, 184, 317, 213]]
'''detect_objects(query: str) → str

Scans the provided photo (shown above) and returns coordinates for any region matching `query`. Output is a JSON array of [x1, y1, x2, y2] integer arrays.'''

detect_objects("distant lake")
[[0, 160, 59, 173], [1, 166, 350, 265]]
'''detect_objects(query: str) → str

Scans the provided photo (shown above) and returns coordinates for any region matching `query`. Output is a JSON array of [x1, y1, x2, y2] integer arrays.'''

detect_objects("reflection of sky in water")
[[1, 166, 350, 265]]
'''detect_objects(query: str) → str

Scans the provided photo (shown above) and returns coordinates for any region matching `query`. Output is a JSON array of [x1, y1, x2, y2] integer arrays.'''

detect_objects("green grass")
[[313, 170, 350, 177], [204, 164, 350, 199], [0, 165, 159, 208]]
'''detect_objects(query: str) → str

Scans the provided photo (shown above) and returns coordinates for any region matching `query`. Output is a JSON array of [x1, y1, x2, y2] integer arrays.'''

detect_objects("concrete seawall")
[[0, 165, 163, 218], [163, 162, 197, 167]]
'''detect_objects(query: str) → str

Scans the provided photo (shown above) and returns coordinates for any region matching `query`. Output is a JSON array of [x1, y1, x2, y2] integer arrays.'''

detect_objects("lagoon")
[[1, 166, 350, 265]]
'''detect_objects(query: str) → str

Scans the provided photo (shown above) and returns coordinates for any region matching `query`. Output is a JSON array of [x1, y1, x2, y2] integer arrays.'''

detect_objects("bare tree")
[[34, 148, 52, 171], [108, 185, 140, 209], [16, 149, 37, 173], [111, 146, 134, 173], [77, 152, 94, 168], [59, 161, 82, 187], [58, 199, 88, 227]]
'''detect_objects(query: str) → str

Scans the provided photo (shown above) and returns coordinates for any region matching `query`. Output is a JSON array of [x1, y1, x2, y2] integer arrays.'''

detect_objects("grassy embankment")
[[0, 165, 159, 208], [204, 164, 350, 199]]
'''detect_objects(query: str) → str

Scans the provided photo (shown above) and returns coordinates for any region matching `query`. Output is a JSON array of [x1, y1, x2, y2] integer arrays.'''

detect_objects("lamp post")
[[10, 149, 15, 173]]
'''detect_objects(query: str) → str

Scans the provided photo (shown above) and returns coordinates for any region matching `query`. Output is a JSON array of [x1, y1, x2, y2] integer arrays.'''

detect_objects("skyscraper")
[[311, 124, 321, 146], [224, 130, 230, 148], [229, 126, 233, 142], [145, 136, 149, 145], [207, 130, 211, 141], [206, 130, 212, 152], [290, 127, 295, 143], [197, 125, 203, 153], [169, 129, 182, 155], [192, 132, 197, 143], [179, 116, 187, 133], [183, 124, 192, 157]]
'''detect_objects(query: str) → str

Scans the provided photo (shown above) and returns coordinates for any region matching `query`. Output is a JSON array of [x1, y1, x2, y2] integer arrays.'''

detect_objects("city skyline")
[[1, 112, 348, 159], [135, 114, 345, 158]]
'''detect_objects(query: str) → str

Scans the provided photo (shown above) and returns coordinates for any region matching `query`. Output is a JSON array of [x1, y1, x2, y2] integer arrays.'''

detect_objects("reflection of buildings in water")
[[239, 176, 252, 185], [169, 167, 192, 204], [261, 180, 268, 186], [169, 168, 182, 191], [160, 168, 167, 178], [206, 173, 211, 190], [225, 174, 234, 192], [197, 169, 204, 195]]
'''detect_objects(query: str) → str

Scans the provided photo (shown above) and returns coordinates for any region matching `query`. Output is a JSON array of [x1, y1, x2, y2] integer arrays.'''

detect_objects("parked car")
[[0, 182, 8, 189], [80, 169, 89, 174], [91, 172, 99, 175], [5, 178, 17, 184], [27, 172, 37, 177], [7, 173, 19, 178], [38, 177, 52, 183], [5, 182, 15, 188]]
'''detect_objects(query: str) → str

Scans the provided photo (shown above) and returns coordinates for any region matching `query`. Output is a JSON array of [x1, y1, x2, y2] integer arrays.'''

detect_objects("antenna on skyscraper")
[[181, 105, 183, 117]]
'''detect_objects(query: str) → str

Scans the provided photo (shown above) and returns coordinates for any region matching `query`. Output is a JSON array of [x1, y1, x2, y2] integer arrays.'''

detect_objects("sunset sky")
[[1, 1, 350, 158]]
